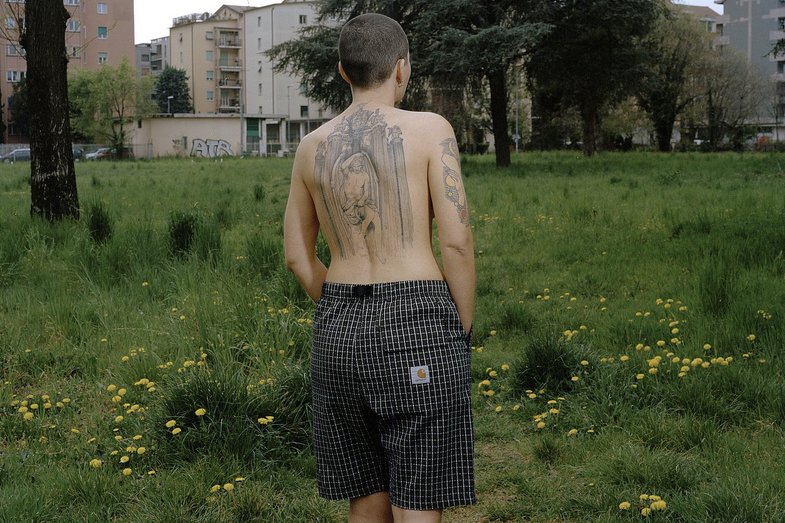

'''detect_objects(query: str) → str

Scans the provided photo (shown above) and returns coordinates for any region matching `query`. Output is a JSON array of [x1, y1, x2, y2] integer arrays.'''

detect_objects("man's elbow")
[[442, 237, 474, 258]]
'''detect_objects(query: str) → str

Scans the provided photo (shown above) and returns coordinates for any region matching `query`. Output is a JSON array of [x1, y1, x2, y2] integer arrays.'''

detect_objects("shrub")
[[168, 210, 200, 257], [85, 200, 113, 245], [253, 184, 266, 202], [698, 254, 737, 316], [509, 334, 589, 395]]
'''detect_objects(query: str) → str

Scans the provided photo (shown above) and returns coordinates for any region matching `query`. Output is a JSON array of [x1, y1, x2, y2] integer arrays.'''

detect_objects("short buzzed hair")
[[338, 13, 409, 89]]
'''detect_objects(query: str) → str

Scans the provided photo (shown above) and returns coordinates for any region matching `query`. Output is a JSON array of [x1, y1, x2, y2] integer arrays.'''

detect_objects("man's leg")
[[391, 506, 442, 523], [349, 492, 394, 523]]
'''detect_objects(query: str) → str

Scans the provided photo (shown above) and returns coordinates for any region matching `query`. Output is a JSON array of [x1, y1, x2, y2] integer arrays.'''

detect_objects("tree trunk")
[[487, 69, 511, 168], [654, 109, 677, 152], [21, 0, 79, 221]]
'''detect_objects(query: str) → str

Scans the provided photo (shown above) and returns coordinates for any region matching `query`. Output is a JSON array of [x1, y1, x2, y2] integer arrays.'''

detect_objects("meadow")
[[0, 152, 784, 522]]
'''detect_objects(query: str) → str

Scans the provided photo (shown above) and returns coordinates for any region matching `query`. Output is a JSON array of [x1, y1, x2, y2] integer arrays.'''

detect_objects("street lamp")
[[167, 95, 174, 115]]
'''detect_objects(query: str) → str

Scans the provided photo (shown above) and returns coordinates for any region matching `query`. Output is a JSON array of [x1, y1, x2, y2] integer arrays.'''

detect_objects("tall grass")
[[0, 153, 784, 522]]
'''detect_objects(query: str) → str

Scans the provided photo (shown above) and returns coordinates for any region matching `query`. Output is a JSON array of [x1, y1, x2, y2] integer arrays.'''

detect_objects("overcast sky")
[[134, 0, 724, 44]]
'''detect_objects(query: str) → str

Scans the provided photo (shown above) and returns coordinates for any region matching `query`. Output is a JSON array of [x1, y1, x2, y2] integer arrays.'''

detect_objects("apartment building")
[[149, 36, 170, 76], [168, 6, 251, 115], [1, 0, 134, 142], [243, 0, 334, 155], [714, 0, 785, 129]]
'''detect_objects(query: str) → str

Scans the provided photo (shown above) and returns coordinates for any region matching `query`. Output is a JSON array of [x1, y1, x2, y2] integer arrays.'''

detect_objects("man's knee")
[[349, 491, 394, 523]]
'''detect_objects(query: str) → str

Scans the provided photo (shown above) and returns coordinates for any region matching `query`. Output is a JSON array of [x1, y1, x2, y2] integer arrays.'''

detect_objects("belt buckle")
[[352, 284, 374, 298]]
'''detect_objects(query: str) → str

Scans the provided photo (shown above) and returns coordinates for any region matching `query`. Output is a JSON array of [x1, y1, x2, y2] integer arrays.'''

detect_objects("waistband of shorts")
[[319, 280, 450, 300]]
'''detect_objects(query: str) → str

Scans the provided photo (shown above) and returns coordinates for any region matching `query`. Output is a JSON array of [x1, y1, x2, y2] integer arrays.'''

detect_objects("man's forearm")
[[442, 246, 475, 334], [287, 257, 328, 302]]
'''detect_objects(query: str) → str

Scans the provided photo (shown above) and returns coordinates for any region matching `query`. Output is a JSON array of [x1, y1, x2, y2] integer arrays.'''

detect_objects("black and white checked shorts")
[[311, 280, 476, 510]]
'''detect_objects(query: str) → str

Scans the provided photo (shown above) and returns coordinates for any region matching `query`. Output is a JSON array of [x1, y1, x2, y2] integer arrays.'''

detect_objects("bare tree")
[[19, 0, 79, 220]]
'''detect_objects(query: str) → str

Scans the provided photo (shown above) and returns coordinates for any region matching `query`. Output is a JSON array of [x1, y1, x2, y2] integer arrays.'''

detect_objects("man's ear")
[[338, 62, 351, 85], [395, 58, 405, 84]]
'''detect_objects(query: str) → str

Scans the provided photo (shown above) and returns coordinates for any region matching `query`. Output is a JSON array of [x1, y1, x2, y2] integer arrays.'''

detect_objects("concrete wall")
[[133, 115, 243, 158]]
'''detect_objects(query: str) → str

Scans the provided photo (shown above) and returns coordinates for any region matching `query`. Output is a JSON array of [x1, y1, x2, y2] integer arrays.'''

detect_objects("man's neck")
[[350, 83, 397, 108]]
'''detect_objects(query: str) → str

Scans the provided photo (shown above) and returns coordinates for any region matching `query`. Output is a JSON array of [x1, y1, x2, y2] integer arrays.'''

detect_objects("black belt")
[[351, 284, 374, 298]]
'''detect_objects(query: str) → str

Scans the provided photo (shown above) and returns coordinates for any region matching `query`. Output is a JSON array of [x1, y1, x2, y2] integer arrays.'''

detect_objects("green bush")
[[85, 200, 113, 245]]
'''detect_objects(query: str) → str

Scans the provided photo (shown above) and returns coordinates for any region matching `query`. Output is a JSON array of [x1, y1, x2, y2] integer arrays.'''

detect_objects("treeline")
[[269, 0, 774, 164]]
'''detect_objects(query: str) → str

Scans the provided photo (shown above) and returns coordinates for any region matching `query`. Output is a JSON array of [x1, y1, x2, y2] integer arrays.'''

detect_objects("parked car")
[[2, 148, 31, 163], [85, 147, 111, 160]]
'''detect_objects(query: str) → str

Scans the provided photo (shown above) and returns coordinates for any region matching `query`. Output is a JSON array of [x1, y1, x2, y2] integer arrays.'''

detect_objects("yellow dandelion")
[[137, 447, 146, 455], [89, 459, 102, 469], [501, 364, 510, 372], [618, 501, 631, 510], [648, 368, 658, 375], [636, 373, 645, 380], [115, 415, 124, 423], [494, 406, 503, 413], [488, 370, 498, 378], [171, 427, 182, 435], [567, 428, 578, 436], [747, 334, 756, 342], [223, 483, 234, 492], [703, 343, 712, 350], [23, 412, 34, 421], [536, 421, 546, 429], [235, 476, 246, 482], [195, 408, 207, 416], [620, 355, 630, 362], [210, 484, 222, 493], [122, 468, 132, 476], [165, 420, 177, 428], [147, 470, 156, 475], [641, 507, 651, 516], [120, 455, 130, 463], [512, 404, 521, 411], [571, 376, 580, 382]]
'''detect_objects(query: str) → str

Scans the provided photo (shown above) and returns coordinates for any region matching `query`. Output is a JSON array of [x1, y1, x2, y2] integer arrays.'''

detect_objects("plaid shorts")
[[311, 280, 476, 510]]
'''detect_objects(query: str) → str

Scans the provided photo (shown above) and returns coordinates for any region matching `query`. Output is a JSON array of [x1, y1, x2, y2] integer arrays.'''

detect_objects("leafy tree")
[[69, 59, 156, 155], [526, 0, 662, 156], [269, 0, 548, 167], [153, 66, 193, 114], [637, 5, 710, 152], [20, 0, 79, 220]]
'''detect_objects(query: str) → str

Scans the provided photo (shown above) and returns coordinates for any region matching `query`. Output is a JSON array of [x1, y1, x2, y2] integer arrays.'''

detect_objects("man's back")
[[292, 101, 462, 284]]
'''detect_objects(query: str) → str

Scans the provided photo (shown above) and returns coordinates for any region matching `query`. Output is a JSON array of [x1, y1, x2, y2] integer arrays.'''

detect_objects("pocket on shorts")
[[378, 295, 458, 353]]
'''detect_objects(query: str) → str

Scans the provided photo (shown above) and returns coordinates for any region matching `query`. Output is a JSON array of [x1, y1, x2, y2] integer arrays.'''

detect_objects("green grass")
[[1, 152, 784, 522]]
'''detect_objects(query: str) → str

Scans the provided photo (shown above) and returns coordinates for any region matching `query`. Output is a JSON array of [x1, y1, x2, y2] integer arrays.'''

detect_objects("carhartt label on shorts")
[[410, 365, 431, 385]]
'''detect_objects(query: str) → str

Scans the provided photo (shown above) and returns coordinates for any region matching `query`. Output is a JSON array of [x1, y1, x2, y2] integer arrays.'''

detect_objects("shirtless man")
[[284, 13, 476, 523]]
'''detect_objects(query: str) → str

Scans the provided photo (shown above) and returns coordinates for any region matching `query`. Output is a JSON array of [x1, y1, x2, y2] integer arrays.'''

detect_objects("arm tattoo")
[[313, 105, 414, 263], [439, 138, 469, 225]]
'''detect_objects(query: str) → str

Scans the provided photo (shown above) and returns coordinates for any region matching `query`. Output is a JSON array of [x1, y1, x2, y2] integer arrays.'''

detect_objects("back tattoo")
[[315, 105, 414, 263]]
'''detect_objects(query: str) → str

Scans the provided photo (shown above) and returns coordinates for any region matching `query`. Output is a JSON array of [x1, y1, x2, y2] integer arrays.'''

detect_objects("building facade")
[[1, 0, 134, 142], [168, 6, 251, 115], [134, 0, 335, 157], [243, 0, 334, 155], [714, 0, 785, 127]]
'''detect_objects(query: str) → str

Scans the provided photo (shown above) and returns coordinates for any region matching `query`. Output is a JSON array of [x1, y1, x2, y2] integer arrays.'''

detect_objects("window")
[[300, 105, 309, 118], [206, 31, 213, 40], [64, 0, 80, 5], [206, 70, 214, 81], [98, 52, 108, 64], [66, 19, 80, 32], [179, 51, 183, 64], [5, 18, 16, 29], [257, 37, 261, 51], [97, 26, 107, 39], [69, 46, 80, 58], [206, 90, 214, 101], [779, 18, 785, 31], [206, 50, 213, 61], [257, 16, 261, 27], [299, 15, 307, 24], [97, 2, 107, 13], [258, 83, 262, 96], [141, 54, 150, 62], [6, 44, 20, 56], [6, 70, 25, 82]]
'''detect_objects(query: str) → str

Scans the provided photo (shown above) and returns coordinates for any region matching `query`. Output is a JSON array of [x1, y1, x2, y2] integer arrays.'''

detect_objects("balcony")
[[219, 102, 241, 113], [218, 37, 242, 48], [219, 79, 242, 89], [218, 58, 241, 71], [770, 30, 785, 42]]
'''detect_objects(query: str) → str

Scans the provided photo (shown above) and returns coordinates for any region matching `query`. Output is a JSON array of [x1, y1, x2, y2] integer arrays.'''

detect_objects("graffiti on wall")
[[191, 139, 234, 158]]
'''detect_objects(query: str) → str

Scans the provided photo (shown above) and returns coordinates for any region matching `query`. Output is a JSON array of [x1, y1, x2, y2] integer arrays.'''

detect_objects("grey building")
[[150, 36, 170, 76], [715, 0, 785, 132]]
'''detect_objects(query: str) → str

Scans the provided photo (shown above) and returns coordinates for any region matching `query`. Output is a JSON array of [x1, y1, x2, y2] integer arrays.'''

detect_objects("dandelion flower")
[[512, 404, 521, 411], [122, 468, 132, 477], [536, 421, 545, 429], [648, 368, 658, 375], [195, 408, 207, 416], [747, 334, 756, 342], [641, 507, 651, 516], [488, 370, 498, 378], [120, 455, 130, 463], [210, 484, 222, 493], [651, 500, 667, 511], [137, 447, 146, 455], [580, 360, 589, 366], [636, 373, 645, 380], [527, 393, 537, 399], [620, 355, 630, 362], [567, 428, 578, 436], [501, 364, 510, 372], [165, 420, 177, 428], [115, 415, 124, 423], [171, 427, 182, 435], [147, 469, 156, 475], [89, 459, 102, 469], [223, 483, 234, 492], [703, 343, 712, 350], [494, 406, 503, 413], [571, 376, 580, 382], [618, 501, 631, 510], [489, 330, 497, 336], [549, 408, 559, 415], [23, 412, 34, 421]]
